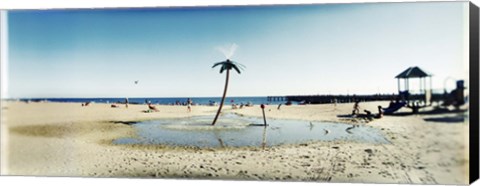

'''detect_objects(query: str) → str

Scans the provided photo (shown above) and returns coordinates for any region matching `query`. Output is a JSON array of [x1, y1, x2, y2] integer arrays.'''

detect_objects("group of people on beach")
[[81, 102, 91, 107], [107, 98, 193, 113], [351, 101, 384, 119], [231, 102, 247, 109]]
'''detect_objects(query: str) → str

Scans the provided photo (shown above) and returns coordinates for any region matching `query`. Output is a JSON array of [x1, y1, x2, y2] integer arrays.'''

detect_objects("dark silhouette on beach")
[[148, 103, 159, 112]]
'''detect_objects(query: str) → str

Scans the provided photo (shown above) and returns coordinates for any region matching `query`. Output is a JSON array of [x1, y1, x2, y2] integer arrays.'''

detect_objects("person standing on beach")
[[187, 98, 192, 112], [333, 98, 338, 110], [125, 98, 129, 108]]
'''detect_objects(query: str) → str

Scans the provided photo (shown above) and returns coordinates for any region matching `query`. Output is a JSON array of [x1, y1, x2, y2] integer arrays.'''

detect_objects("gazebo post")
[[425, 77, 428, 94], [397, 78, 401, 93], [406, 78, 409, 92], [424, 77, 428, 105], [419, 77, 423, 93]]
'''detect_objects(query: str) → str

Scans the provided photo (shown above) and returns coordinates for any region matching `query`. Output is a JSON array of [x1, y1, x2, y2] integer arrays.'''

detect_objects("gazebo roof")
[[395, 66, 431, 79]]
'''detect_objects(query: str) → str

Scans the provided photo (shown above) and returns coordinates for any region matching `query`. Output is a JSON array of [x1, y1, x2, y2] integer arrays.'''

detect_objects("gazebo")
[[395, 66, 432, 106]]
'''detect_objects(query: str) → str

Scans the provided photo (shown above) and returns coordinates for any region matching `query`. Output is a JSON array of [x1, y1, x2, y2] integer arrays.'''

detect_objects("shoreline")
[[0, 101, 469, 184]]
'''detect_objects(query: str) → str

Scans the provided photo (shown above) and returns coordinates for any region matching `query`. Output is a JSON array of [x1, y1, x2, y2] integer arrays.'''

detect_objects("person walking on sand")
[[352, 101, 360, 116], [125, 98, 129, 108], [187, 98, 192, 112]]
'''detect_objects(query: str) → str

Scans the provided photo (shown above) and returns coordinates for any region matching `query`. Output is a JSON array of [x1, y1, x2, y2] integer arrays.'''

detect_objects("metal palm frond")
[[212, 61, 226, 68], [212, 59, 245, 74], [230, 60, 246, 69]]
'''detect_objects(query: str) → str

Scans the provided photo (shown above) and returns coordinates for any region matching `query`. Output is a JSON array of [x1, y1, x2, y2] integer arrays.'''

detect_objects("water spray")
[[216, 43, 238, 59]]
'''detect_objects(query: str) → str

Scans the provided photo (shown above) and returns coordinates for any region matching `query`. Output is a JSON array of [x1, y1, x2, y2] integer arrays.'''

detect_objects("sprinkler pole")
[[261, 104, 267, 126]]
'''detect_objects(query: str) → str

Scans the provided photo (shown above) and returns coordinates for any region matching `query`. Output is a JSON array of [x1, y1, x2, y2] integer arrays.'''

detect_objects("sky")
[[3, 2, 470, 98]]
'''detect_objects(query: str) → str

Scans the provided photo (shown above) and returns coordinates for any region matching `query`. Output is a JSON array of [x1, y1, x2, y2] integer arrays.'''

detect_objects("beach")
[[0, 101, 469, 184]]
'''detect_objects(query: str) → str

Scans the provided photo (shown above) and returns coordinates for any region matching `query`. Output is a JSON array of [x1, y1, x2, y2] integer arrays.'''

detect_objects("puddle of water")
[[114, 114, 390, 148]]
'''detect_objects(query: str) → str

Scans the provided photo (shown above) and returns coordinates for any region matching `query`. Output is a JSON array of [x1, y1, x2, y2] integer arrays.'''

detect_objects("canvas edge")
[[470, 1, 480, 184], [0, 1, 476, 185]]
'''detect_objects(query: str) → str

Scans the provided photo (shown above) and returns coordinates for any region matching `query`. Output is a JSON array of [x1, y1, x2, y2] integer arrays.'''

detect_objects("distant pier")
[[284, 94, 395, 104], [267, 96, 286, 102], [268, 94, 396, 104], [268, 93, 445, 104]]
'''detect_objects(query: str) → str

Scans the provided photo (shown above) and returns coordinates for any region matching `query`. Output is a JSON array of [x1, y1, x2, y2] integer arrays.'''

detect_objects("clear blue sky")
[[6, 2, 469, 98]]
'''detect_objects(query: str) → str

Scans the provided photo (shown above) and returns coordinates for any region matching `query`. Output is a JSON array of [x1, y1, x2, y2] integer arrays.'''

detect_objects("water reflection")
[[214, 130, 226, 148], [262, 125, 267, 149]]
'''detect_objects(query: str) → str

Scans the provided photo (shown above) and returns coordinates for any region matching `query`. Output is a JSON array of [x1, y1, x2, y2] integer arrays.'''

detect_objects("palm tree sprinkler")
[[211, 59, 245, 125]]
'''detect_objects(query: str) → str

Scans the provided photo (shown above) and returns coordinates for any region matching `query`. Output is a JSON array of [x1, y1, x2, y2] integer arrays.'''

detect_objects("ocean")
[[17, 97, 287, 106]]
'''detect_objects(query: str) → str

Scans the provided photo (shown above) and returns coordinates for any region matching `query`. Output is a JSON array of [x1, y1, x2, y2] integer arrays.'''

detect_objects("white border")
[[1, 11, 8, 99], [0, 9, 9, 175]]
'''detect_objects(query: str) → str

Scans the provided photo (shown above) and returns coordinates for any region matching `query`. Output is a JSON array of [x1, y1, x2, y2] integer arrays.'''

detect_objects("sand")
[[0, 101, 469, 184]]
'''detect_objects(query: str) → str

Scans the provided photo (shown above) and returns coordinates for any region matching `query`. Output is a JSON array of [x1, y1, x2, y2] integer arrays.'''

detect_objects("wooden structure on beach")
[[269, 94, 396, 104], [395, 66, 433, 106]]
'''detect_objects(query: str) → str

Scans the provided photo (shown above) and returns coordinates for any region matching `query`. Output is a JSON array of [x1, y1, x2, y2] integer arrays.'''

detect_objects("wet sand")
[[0, 101, 469, 184]]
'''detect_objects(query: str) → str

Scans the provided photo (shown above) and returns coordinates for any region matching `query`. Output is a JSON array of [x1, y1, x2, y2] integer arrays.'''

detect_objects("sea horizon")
[[2, 92, 404, 105], [3, 96, 282, 105]]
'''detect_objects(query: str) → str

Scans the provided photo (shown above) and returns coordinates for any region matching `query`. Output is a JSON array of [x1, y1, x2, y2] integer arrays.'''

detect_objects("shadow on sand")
[[423, 116, 465, 123], [385, 108, 467, 117], [336, 114, 375, 122], [111, 121, 138, 125], [248, 123, 269, 127]]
